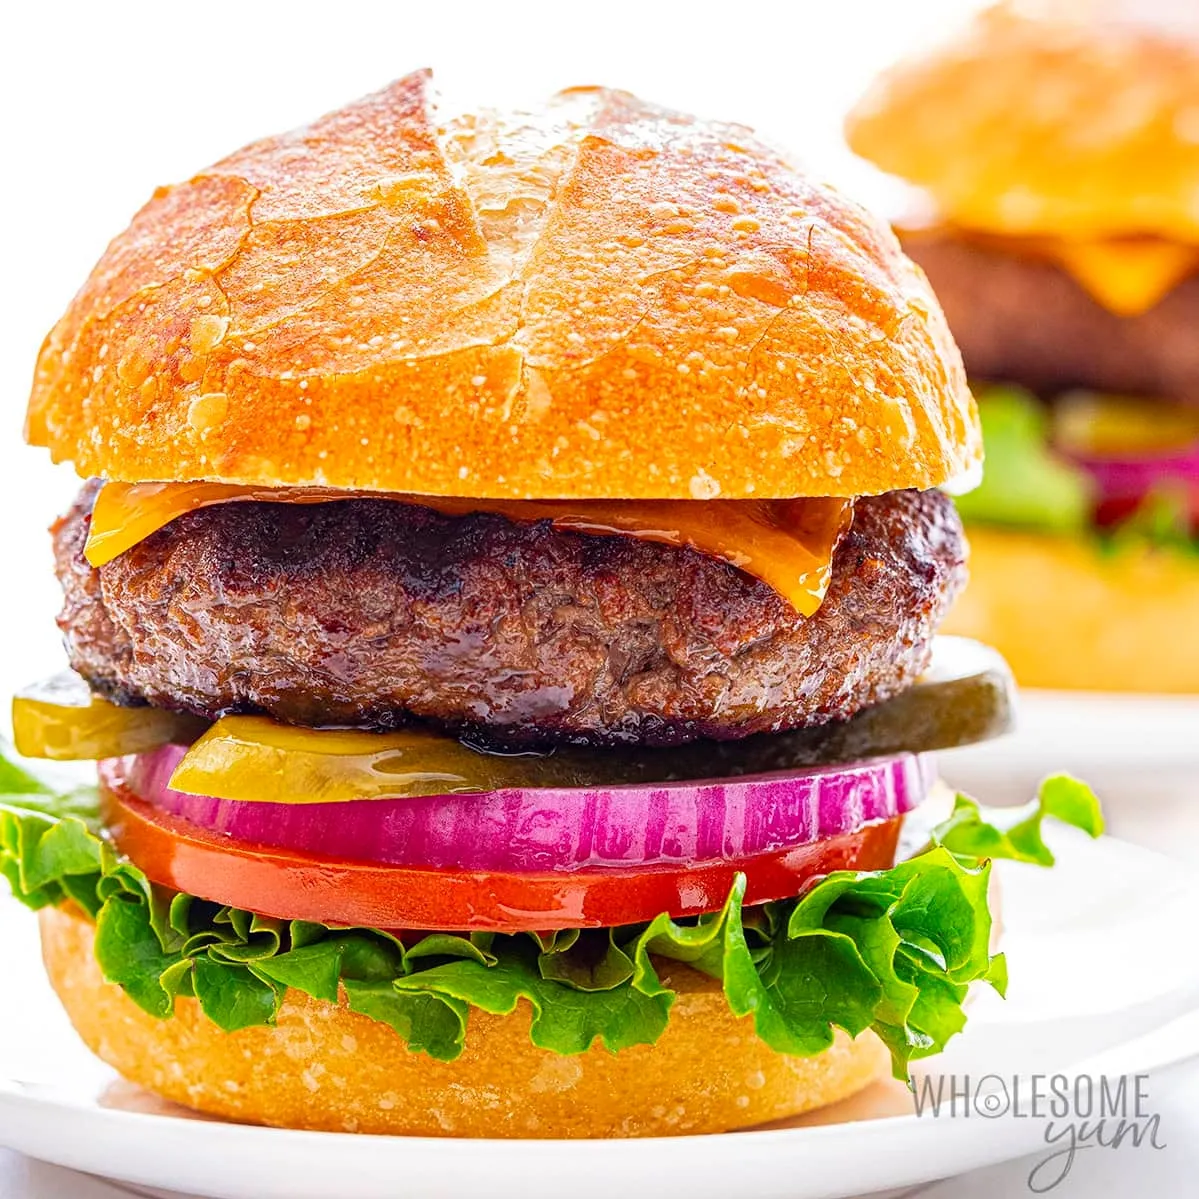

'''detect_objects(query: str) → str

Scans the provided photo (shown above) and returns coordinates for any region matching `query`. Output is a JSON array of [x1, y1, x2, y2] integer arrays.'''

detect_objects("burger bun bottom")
[[945, 525, 1199, 692], [40, 904, 890, 1138]]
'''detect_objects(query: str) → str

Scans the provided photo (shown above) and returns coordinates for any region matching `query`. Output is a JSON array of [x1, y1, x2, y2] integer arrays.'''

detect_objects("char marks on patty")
[[54, 484, 966, 746]]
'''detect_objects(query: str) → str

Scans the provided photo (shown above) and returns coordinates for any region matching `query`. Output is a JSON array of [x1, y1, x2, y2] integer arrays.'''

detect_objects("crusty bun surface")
[[848, 2, 1199, 242], [27, 71, 977, 501], [945, 525, 1199, 692], [40, 904, 889, 1138]]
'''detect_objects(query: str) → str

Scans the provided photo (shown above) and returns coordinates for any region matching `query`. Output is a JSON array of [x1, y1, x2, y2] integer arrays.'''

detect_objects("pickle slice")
[[169, 637, 1015, 804], [169, 719, 574, 804], [678, 635, 1016, 778], [12, 673, 209, 761], [1053, 391, 1199, 458]]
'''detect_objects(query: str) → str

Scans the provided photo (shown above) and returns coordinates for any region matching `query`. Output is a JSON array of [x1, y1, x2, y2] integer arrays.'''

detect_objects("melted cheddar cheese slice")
[[902, 221, 1199, 316], [85, 482, 854, 616], [1049, 239, 1199, 317]]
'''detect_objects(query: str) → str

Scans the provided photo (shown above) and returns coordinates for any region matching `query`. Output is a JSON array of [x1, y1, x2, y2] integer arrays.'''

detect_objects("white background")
[[1, 2, 1197, 1196]]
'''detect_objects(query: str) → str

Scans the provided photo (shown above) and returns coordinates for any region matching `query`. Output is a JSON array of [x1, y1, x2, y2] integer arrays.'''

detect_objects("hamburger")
[[847, 0, 1199, 693], [1, 72, 1100, 1138]]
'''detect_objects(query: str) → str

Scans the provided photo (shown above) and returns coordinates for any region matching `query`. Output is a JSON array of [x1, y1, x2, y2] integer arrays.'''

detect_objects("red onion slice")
[[1064, 445, 1199, 503], [104, 747, 934, 874]]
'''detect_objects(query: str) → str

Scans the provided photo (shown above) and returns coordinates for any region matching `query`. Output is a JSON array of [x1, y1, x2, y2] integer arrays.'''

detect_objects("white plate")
[[2, 828, 1198, 1199], [941, 690, 1199, 802], [938, 691, 1199, 872]]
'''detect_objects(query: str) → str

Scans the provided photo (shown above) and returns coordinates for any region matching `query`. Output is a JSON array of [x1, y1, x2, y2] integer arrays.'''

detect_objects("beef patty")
[[904, 231, 1199, 403], [54, 483, 966, 746]]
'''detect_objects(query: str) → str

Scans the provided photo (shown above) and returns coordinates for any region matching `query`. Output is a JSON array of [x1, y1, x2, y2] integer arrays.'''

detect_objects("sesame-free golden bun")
[[26, 71, 978, 501], [40, 904, 889, 1138], [944, 525, 1199, 692], [847, 1, 1199, 243]]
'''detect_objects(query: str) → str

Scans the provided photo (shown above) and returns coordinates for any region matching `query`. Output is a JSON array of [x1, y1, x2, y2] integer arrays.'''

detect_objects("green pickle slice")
[[12, 673, 209, 762], [168, 636, 1015, 804], [13, 638, 1014, 796]]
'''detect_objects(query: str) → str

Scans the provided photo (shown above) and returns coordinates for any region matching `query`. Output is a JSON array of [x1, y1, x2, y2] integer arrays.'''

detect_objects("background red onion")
[[105, 746, 934, 874], [1064, 446, 1199, 503]]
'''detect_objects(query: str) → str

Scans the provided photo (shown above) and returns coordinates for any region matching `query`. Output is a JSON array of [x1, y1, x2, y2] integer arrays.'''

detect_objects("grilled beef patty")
[[905, 230, 1199, 403], [53, 483, 966, 746]]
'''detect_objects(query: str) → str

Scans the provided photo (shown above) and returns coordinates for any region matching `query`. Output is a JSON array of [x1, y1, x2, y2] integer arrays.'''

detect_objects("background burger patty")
[[905, 231, 1199, 403], [54, 484, 966, 746]]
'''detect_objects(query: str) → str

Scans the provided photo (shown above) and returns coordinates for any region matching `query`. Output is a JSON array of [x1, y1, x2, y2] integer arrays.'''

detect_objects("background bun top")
[[847, 1, 1199, 244], [28, 71, 977, 499]]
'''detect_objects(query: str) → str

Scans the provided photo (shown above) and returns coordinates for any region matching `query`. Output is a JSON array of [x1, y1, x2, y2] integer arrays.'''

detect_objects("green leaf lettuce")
[[954, 385, 1095, 533], [956, 384, 1198, 553], [0, 752, 1102, 1077]]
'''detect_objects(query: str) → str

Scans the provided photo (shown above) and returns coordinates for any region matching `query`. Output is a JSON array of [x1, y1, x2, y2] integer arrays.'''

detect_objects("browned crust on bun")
[[945, 525, 1199, 692], [847, 2, 1199, 242], [40, 904, 889, 1138], [27, 71, 977, 500]]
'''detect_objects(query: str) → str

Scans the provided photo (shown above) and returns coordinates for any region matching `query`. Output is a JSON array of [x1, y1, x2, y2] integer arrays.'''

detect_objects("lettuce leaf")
[[1098, 484, 1199, 561], [0, 752, 1102, 1077], [931, 774, 1104, 867], [957, 384, 1198, 552], [954, 385, 1095, 533]]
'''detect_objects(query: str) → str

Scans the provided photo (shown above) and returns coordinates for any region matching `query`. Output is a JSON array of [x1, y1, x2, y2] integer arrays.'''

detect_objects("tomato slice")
[[101, 783, 902, 932], [1094, 489, 1199, 534]]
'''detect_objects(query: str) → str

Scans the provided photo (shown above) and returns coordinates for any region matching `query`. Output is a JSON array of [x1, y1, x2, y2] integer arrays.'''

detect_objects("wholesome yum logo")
[[912, 1073, 1166, 1192]]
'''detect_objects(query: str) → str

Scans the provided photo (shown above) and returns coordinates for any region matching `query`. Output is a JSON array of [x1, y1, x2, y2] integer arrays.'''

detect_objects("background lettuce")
[[953, 386, 1095, 533], [955, 385, 1198, 552]]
